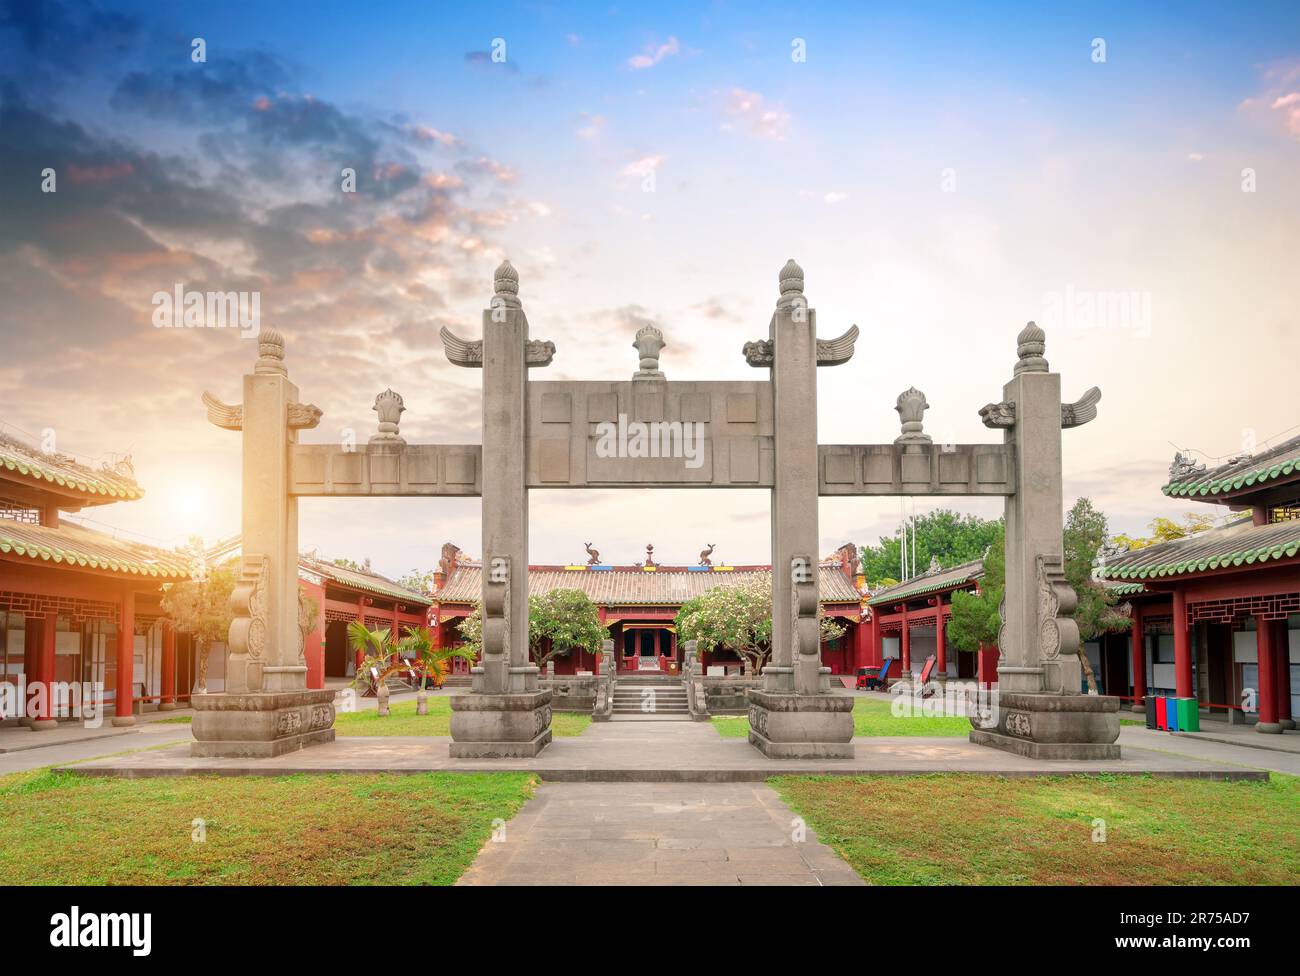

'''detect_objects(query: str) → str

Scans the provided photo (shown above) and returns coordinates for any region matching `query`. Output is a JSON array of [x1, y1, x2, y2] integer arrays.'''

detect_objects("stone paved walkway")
[[61, 718, 1266, 780], [457, 781, 865, 886]]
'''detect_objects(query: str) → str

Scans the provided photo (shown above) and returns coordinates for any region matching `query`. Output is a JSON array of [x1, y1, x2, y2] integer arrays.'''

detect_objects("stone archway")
[[193, 259, 1121, 761]]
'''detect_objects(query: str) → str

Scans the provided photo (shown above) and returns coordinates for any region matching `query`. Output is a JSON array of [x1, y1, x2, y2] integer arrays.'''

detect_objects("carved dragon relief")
[[482, 556, 510, 659], [1036, 553, 1081, 695], [791, 557, 820, 659], [979, 386, 1102, 430], [741, 325, 860, 368], [227, 555, 269, 691], [439, 327, 556, 368], [202, 391, 322, 430]]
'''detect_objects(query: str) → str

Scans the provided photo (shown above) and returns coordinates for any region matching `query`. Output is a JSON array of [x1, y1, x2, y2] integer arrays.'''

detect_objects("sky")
[[1, 0, 1298, 581]]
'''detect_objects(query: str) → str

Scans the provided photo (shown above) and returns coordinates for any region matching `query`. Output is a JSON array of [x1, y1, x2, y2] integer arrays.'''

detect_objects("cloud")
[[576, 112, 605, 140], [621, 154, 664, 177], [627, 36, 679, 70], [824, 191, 848, 204], [0, 12, 548, 503], [720, 88, 790, 141], [1238, 59, 1300, 139]]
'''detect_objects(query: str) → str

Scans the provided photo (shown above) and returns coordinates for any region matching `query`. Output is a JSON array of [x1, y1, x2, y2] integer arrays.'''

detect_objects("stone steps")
[[611, 677, 689, 716]]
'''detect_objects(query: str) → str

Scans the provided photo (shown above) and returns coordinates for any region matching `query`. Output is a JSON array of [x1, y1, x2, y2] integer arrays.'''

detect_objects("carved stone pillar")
[[448, 261, 552, 757], [746, 260, 853, 757], [969, 324, 1120, 759], [193, 330, 336, 757]]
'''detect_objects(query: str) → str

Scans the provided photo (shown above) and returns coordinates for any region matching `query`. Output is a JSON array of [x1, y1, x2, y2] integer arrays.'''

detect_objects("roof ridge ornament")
[[1014, 321, 1048, 374], [776, 257, 804, 309], [632, 324, 666, 379], [743, 259, 858, 367], [492, 259, 521, 310]]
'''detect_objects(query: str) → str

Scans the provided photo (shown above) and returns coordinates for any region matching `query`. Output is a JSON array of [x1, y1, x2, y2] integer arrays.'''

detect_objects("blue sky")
[[1, 1, 1297, 578]]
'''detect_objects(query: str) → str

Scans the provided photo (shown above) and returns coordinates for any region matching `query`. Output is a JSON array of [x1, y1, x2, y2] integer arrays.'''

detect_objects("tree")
[[947, 523, 1004, 653], [674, 573, 846, 675], [333, 557, 372, 573], [1064, 497, 1131, 694], [395, 625, 477, 690], [529, 589, 607, 669], [1111, 512, 1216, 551], [159, 560, 237, 693], [397, 568, 435, 595], [451, 590, 606, 669], [858, 509, 1003, 587]]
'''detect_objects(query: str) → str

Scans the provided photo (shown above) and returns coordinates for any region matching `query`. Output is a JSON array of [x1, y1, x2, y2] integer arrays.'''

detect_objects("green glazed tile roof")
[[0, 519, 191, 579], [304, 557, 432, 606], [866, 559, 984, 607], [1163, 436, 1300, 500], [1098, 518, 1300, 582], [0, 433, 143, 502], [1105, 580, 1148, 597]]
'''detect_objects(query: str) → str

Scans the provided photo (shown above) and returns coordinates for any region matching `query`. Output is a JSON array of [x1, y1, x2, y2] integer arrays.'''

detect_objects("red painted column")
[[31, 611, 58, 729], [20, 617, 38, 727], [900, 607, 911, 672], [1255, 614, 1281, 733], [113, 590, 136, 727], [854, 613, 869, 670], [1273, 619, 1293, 729], [1172, 589, 1193, 699], [1130, 607, 1147, 712], [935, 608, 947, 676], [355, 597, 366, 672], [159, 622, 177, 710]]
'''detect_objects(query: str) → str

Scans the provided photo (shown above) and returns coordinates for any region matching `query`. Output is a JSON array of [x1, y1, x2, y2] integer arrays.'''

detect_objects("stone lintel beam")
[[287, 443, 482, 496], [817, 443, 1015, 496]]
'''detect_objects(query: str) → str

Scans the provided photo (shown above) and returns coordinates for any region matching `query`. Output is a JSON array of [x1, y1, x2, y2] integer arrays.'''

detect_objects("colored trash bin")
[[1155, 696, 1167, 730], [1176, 698, 1200, 732], [1145, 696, 1157, 730], [1167, 698, 1180, 731]]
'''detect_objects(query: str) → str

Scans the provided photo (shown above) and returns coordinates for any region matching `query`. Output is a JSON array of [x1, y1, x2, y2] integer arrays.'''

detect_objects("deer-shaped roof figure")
[[584, 542, 600, 566], [699, 543, 715, 566]]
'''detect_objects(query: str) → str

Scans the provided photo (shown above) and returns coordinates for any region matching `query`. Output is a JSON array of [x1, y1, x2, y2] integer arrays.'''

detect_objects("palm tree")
[[396, 625, 477, 715]]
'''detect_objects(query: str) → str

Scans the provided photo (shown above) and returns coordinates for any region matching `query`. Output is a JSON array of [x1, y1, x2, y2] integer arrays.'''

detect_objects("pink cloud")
[[721, 88, 790, 141], [627, 36, 680, 70]]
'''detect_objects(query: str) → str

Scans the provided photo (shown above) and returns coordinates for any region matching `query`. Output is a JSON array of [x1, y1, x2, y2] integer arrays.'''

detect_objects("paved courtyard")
[[457, 781, 865, 886], [56, 717, 1273, 779]]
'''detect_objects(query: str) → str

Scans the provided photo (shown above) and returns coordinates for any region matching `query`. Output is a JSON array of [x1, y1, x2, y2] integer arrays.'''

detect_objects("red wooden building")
[[429, 543, 868, 676], [299, 556, 431, 683], [0, 433, 193, 727], [1098, 441, 1300, 732], [861, 559, 999, 683]]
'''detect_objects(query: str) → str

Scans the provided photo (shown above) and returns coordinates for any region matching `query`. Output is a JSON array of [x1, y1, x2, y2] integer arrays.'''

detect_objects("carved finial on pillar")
[[644, 543, 657, 568], [894, 387, 932, 445], [254, 328, 287, 375], [1014, 321, 1048, 374], [370, 389, 406, 444], [492, 259, 521, 310], [632, 324, 666, 379], [776, 258, 805, 309]]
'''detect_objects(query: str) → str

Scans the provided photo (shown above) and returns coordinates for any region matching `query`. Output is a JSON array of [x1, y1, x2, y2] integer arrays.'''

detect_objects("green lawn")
[[335, 697, 591, 737], [713, 696, 973, 738], [0, 769, 536, 885], [773, 773, 1300, 885]]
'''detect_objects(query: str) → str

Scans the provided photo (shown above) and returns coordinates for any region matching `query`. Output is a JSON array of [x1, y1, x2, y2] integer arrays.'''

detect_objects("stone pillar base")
[[969, 691, 1121, 760], [746, 689, 855, 759], [1279, 718, 1296, 731], [30, 718, 58, 731], [159, 701, 178, 711], [1255, 721, 1284, 735], [449, 690, 552, 758], [191, 689, 336, 758], [111, 716, 136, 728]]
